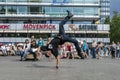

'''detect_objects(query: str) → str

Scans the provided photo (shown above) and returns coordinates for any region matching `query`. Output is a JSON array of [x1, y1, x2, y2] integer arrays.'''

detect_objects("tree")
[[110, 11, 120, 42], [104, 16, 110, 24]]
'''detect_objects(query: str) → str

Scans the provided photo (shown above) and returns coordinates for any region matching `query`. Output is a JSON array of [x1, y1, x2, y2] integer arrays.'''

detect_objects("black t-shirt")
[[50, 37, 61, 49], [30, 44, 38, 48], [41, 37, 62, 58]]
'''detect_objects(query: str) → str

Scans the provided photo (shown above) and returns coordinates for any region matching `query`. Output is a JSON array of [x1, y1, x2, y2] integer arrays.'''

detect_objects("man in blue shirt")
[[38, 37, 44, 47]]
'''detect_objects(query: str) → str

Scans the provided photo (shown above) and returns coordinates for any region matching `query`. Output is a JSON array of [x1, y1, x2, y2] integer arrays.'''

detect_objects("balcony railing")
[[0, 2, 100, 6], [0, 37, 110, 43]]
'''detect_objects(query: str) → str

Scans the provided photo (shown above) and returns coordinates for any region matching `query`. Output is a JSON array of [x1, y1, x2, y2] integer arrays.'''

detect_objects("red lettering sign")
[[23, 24, 56, 30], [0, 25, 9, 29]]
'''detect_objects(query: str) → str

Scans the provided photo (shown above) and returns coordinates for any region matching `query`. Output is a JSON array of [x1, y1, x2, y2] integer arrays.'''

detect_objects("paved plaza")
[[0, 56, 120, 80]]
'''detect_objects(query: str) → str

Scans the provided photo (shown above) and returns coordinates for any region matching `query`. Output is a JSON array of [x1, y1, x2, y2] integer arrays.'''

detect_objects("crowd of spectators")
[[0, 36, 120, 60]]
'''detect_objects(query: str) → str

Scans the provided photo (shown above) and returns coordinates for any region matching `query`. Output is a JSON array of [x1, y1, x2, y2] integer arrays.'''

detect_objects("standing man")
[[116, 42, 120, 58], [38, 37, 44, 47], [82, 40, 88, 58], [91, 40, 97, 58], [111, 41, 116, 58]]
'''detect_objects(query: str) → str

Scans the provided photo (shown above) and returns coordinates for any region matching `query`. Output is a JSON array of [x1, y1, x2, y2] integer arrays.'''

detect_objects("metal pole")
[[27, 28, 28, 38], [3, 29, 5, 43], [51, 29, 52, 37]]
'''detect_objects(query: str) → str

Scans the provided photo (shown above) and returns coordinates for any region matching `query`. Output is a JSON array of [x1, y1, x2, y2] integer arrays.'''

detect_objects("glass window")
[[0, 0, 6, 2], [0, 33, 3, 37], [17, 0, 27, 2], [7, 6, 17, 14], [94, 8, 99, 15], [17, 6, 27, 14], [84, 7, 95, 15], [87, 0, 93, 3], [52, 0, 65, 3], [51, 7, 62, 14], [61, 7, 68, 15], [0, 6, 5, 14], [95, 0, 99, 4], [73, 0, 83, 3], [67, 7, 73, 13], [29, 0, 42, 2], [51, 0, 70, 3], [42, 7, 45, 14], [73, 7, 83, 15], [42, 0, 51, 3], [7, 0, 16, 2], [45, 7, 51, 14], [28, 6, 42, 14]]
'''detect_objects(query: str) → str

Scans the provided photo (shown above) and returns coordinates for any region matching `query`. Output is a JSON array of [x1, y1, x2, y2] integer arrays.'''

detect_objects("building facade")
[[0, 0, 110, 43]]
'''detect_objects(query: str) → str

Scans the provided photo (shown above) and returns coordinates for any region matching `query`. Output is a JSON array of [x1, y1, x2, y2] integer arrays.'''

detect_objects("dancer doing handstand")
[[40, 10, 84, 69]]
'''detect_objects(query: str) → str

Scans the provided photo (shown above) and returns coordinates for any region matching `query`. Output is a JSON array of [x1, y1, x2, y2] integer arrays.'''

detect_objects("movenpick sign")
[[23, 24, 56, 30], [0, 25, 9, 29], [0, 24, 57, 30]]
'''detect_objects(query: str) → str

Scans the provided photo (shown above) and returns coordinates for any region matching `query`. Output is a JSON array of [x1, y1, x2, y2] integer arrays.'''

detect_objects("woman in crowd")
[[111, 41, 116, 59], [96, 42, 103, 59], [116, 42, 120, 58], [21, 39, 31, 61], [29, 40, 41, 61]]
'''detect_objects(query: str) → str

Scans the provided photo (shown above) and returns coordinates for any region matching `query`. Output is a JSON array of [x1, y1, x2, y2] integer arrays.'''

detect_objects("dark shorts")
[[51, 49, 59, 58], [41, 46, 59, 58]]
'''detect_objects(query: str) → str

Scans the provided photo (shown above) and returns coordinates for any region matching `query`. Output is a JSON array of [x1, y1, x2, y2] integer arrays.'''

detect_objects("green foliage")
[[104, 16, 110, 24], [105, 11, 120, 42]]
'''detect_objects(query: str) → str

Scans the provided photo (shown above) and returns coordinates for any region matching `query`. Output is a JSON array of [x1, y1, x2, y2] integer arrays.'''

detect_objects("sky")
[[110, 0, 120, 17]]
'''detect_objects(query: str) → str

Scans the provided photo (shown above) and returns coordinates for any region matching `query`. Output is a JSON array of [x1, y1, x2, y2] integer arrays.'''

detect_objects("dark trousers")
[[111, 50, 115, 58], [59, 16, 83, 58], [29, 50, 37, 60], [92, 47, 96, 58], [116, 50, 120, 58]]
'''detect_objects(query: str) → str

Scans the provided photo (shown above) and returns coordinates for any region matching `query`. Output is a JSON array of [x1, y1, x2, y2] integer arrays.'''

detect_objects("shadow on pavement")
[[26, 64, 73, 69]]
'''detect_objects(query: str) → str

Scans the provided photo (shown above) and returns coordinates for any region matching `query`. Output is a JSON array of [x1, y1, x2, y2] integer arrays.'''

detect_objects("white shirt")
[[92, 42, 97, 47], [116, 44, 120, 50], [23, 43, 31, 50]]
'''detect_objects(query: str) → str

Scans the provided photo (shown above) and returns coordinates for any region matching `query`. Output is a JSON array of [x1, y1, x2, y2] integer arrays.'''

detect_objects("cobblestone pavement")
[[0, 56, 120, 80]]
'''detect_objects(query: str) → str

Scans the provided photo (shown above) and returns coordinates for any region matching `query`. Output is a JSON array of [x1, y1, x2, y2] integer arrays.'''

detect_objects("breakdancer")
[[40, 10, 84, 69]]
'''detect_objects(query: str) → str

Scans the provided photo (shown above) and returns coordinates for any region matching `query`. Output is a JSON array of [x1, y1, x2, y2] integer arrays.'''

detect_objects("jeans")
[[0, 48, 7, 55], [21, 49, 37, 60], [92, 47, 96, 58], [21, 48, 30, 58], [116, 50, 120, 58], [59, 16, 82, 58]]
